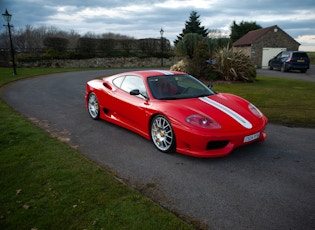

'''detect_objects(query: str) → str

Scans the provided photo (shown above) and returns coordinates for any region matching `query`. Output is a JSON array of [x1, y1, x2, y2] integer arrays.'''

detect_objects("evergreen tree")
[[230, 21, 262, 43], [174, 11, 208, 45]]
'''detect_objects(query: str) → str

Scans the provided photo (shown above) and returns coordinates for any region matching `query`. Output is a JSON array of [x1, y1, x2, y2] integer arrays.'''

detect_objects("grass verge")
[[0, 68, 194, 229], [214, 75, 315, 128], [307, 52, 315, 64]]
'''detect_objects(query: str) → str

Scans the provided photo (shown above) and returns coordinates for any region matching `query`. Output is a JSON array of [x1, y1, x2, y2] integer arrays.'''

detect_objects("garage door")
[[262, 48, 286, 69]]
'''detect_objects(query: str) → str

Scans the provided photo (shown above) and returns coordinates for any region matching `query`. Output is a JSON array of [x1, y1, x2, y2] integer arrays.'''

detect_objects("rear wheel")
[[300, 69, 307, 73], [88, 92, 100, 120], [150, 115, 176, 153]]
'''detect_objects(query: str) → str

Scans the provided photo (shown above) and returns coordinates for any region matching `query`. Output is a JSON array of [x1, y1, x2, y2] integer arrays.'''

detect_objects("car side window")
[[276, 52, 282, 59], [113, 76, 125, 88], [120, 75, 147, 99], [281, 52, 289, 58]]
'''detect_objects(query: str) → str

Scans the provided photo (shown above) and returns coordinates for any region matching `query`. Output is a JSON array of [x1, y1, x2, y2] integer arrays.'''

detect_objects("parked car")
[[85, 70, 268, 158], [268, 51, 310, 73]]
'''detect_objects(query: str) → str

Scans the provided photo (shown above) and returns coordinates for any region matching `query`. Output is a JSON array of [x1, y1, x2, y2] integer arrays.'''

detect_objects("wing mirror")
[[130, 89, 140, 95], [130, 89, 148, 100]]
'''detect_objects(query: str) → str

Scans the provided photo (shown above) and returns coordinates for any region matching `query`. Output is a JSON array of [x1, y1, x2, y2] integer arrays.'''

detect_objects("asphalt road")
[[2, 68, 315, 230], [257, 64, 315, 82]]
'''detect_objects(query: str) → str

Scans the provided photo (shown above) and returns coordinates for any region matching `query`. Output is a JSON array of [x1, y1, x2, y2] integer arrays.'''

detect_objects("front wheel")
[[281, 64, 287, 72], [88, 92, 100, 120], [150, 115, 176, 153]]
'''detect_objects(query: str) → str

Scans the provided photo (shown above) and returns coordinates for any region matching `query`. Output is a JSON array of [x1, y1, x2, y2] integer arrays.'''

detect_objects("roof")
[[106, 70, 185, 79], [233, 25, 278, 47]]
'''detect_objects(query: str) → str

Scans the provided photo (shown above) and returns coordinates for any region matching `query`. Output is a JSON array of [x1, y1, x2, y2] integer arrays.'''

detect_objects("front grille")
[[206, 140, 229, 150]]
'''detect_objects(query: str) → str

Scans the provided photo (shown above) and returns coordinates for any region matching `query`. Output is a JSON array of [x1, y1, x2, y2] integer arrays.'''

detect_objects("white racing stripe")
[[154, 70, 174, 75], [199, 97, 252, 129]]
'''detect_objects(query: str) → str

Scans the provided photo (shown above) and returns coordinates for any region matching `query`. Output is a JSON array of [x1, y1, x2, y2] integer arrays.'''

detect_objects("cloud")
[[1, 0, 315, 50]]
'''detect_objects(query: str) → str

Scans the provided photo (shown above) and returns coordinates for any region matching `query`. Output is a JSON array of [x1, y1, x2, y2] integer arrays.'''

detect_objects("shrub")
[[186, 39, 213, 79], [170, 59, 189, 72], [213, 45, 256, 82]]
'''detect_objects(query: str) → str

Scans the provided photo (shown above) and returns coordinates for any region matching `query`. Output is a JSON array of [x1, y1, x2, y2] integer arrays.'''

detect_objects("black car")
[[268, 51, 310, 73]]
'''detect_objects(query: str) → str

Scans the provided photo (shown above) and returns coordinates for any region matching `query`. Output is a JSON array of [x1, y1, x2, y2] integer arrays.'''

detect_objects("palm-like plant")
[[214, 45, 256, 82]]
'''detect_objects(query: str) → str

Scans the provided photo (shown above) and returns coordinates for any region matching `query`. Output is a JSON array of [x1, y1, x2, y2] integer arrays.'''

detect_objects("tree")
[[188, 39, 212, 79], [175, 33, 204, 59], [230, 21, 262, 43], [43, 37, 69, 52], [174, 11, 208, 45]]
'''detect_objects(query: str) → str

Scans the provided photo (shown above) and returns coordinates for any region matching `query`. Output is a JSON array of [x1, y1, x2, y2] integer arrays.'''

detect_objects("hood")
[[158, 93, 264, 131]]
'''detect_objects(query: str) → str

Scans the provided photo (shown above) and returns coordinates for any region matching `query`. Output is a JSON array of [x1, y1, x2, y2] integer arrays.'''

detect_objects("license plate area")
[[244, 132, 260, 143], [297, 60, 305, 62]]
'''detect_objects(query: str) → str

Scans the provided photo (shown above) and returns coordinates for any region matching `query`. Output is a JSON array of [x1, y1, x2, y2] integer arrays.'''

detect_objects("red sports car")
[[85, 70, 267, 158]]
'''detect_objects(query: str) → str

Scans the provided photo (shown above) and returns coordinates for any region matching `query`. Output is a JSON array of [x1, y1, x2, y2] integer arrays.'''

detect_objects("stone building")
[[233, 25, 300, 68]]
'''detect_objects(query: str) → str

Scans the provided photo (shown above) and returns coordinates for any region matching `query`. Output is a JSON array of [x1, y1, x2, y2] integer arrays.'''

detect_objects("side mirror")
[[130, 89, 140, 95], [130, 89, 148, 100]]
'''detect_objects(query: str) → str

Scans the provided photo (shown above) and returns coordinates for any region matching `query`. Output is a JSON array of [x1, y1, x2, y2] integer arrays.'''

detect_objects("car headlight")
[[249, 103, 263, 118], [186, 114, 221, 129]]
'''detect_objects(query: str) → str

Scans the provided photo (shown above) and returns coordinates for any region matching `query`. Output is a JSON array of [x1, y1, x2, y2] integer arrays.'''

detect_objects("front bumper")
[[173, 120, 267, 158]]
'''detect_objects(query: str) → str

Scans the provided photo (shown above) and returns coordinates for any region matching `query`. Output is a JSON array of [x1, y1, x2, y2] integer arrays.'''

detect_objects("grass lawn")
[[307, 52, 315, 64], [1, 67, 315, 229], [214, 75, 315, 128]]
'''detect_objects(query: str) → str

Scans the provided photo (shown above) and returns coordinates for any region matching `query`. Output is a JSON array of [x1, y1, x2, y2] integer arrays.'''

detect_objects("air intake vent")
[[206, 141, 229, 150]]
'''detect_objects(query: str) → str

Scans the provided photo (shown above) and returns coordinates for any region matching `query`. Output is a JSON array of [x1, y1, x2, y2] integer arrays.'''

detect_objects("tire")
[[268, 64, 273, 70], [150, 115, 176, 153], [88, 92, 100, 120], [281, 64, 287, 72], [300, 69, 307, 73]]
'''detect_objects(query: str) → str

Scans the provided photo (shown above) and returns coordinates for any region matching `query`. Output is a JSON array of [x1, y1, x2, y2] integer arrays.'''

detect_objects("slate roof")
[[233, 25, 278, 46]]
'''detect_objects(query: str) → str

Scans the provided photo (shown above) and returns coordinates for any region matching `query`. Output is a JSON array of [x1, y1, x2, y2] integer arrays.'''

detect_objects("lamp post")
[[160, 28, 164, 67], [2, 9, 17, 76]]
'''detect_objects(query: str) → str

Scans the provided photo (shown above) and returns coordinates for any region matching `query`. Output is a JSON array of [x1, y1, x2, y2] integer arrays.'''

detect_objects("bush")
[[186, 40, 213, 79], [213, 45, 256, 82]]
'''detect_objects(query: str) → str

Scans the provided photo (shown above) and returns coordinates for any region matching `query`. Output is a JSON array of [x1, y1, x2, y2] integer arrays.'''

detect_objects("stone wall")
[[19, 57, 181, 68]]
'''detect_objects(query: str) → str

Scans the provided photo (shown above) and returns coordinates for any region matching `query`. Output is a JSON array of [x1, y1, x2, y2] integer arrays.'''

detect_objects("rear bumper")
[[286, 63, 310, 70]]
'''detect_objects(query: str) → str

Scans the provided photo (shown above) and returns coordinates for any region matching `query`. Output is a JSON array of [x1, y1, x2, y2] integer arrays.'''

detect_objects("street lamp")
[[2, 9, 17, 75], [160, 28, 164, 67]]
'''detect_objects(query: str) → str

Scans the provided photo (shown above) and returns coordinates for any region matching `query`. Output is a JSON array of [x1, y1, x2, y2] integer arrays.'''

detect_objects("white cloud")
[[297, 35, 315, 51], [296, 35, 315, 44], [155, 0, 218, 8]]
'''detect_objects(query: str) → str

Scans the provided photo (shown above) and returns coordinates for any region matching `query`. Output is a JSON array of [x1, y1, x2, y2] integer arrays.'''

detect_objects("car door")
[[113, 75, 149, 134], [270, 51, 284, 68]]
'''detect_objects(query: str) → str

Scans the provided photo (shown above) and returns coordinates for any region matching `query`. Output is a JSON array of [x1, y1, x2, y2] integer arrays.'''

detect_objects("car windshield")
[[147, 74, 215, 100]]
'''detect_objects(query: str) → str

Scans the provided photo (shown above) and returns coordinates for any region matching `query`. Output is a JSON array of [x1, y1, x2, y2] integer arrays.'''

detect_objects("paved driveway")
[[257, 64, 315, 82], [2, 69, 315, 230]]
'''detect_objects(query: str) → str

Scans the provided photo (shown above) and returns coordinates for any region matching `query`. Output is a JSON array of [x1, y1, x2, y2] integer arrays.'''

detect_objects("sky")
[[1, 0, 315, 51]]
